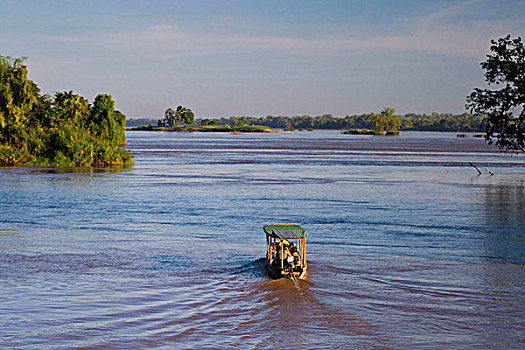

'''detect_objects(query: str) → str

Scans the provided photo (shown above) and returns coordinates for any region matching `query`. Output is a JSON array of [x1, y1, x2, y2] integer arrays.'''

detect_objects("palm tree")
[[174, 106, 194, 126], [164, 108, 175, 126]]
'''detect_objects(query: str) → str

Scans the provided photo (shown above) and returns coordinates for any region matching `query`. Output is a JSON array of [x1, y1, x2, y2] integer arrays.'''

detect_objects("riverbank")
[[342, 128, 400, 136]]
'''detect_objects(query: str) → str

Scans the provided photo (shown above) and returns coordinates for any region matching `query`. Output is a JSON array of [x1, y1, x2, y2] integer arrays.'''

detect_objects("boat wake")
[[231, 257, 268, 278]]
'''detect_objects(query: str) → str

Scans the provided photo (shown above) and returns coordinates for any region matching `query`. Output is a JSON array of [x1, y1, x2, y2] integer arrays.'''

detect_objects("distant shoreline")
[[129, 125, 275, 133], [126, 113, 485, 132]]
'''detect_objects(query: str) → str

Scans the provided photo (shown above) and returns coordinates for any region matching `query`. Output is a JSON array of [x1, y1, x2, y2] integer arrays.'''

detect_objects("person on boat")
[[278, 239, 290, 248], [275, 239, 293, 267], [276, 239, 289, 259], [290, 244, 301, 266], [268, 242, 276, 262]]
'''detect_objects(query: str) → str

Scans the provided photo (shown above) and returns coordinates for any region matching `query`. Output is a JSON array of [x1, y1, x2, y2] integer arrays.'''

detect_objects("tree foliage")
[[371, 107, 401, 133], [164, 107, 175, 126], [52, 91, 90, 128], [466, 35, 525, 152], [200, 118, 218, 126], [0, 56, 40, 130], [162, 106, 194, 126], [0, 56, 132, 167], [195, 112, 480, 132], [89, 94, 126, 145]]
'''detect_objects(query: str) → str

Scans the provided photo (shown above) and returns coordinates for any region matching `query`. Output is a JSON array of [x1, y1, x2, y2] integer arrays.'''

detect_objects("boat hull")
[[265, 261, 307, 279]]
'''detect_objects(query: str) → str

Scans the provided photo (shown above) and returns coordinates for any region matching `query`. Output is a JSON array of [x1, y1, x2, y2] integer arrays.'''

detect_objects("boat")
[[264, 224, 308, 279]]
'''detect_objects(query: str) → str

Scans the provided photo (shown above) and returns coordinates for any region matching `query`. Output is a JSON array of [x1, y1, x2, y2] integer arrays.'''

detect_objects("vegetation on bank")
[[0, 56, 132, 167], [161, 106, 194, 127], [128, 112, 485, 132], [343, 129, 399, 136], [342, 107, 400, 136], [130, 36, 524, 152], [129, 107, 274, 133], [132, 124, 274, 133], [342, 128, 377, 135]]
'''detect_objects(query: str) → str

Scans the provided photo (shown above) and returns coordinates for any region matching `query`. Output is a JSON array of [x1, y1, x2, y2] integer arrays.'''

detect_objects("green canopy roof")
[[263, 224, 308, 239]]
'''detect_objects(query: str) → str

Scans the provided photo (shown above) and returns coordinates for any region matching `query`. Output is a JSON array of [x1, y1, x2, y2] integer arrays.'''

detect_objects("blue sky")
[[1, 0, 524, 119]]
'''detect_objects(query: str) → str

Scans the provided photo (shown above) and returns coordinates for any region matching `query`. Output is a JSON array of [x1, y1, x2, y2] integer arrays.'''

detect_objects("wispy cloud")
[[36, 0, 522, 62]]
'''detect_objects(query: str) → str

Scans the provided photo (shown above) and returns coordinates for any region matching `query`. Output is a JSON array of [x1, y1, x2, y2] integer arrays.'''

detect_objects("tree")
[[163, 106, 194, 126], [174, 105, 194, 125], [201, 118, 210, 126], [201, 118, 217, 126], [371, 113, 385, 133], [164, 107, 175, 126], [0, 56, 40, 141], [0, 56, 132, 167], [88, 94, 126, 145], [182, 106, 194, 124], [51, 91, 90, 127], [466, 35, 524, 152], [236, 116, 248, 126], [371, 107, 400, 133]]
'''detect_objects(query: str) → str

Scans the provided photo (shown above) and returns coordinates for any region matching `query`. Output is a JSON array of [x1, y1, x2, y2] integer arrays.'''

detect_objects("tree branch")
[[468, 162, 482, 175]]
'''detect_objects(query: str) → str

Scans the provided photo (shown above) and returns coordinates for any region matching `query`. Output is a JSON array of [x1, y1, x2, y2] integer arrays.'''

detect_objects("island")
[[131, 124, 275, 133], [0, 56, 133, 167], [129, 108, 274, 133]]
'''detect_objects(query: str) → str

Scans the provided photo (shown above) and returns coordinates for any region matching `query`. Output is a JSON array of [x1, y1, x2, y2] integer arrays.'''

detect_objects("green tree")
[[28, 93, 53, 128], [371, 107, 400, 133], [0, 56, 40, 142], [183, 107, 194, 124], [237, 116, 248, 126], [466, 35, 524, 152], [88, 94, 126, 145], [164, 106, 194, 126], [201, 118, 210, 126], [0, 56, 131, 167], [164, 107, 175, 126], [371, 113, 385, 133], [174, 106, 194, 125], [384, 107, 401, 132], [52, 91, 90, 127], [201, 118, 218, 126]]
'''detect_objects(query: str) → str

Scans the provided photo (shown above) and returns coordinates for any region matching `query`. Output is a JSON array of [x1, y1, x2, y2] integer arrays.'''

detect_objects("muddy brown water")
[[1, 131, 523, 349]]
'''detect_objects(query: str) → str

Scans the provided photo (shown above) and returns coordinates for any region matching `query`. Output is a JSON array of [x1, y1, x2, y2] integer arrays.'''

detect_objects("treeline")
[[128, 113, 484, 132], [0, 56, 132, 167], [399, 113, 484, 131], [202, 113, 484, 131]]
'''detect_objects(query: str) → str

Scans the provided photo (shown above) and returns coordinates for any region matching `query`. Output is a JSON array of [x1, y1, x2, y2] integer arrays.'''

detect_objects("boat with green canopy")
[[264, 224, 308, 279]]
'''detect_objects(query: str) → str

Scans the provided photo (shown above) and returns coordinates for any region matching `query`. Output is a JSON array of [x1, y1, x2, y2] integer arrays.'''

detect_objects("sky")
[[1, 0, 524, 119]]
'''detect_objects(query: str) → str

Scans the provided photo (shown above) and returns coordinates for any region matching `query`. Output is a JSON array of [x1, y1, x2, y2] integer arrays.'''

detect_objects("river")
[[1, 130, 524, 349]]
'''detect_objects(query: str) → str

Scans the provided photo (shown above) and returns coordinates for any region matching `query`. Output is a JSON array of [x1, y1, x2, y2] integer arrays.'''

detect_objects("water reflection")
[[28, 167, 128, 174], [482, 177, 525, 263], [484, 178, 524, 226]]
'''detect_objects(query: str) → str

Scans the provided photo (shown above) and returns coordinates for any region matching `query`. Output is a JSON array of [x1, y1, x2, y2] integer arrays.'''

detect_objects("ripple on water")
[[0, 131, 524, 349]]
